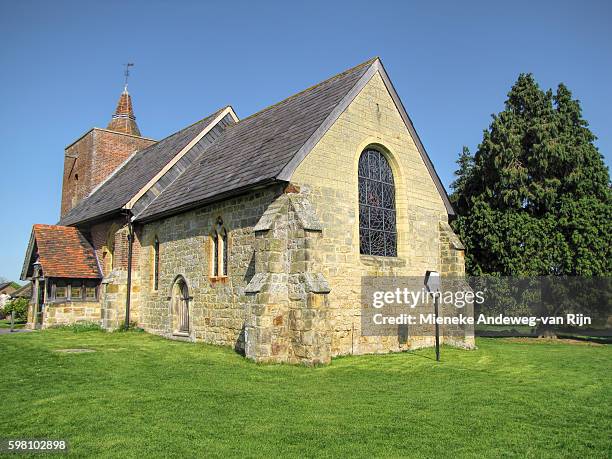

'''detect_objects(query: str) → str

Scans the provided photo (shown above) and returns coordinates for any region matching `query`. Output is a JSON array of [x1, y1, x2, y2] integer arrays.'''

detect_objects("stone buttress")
[[244, 191, 331, 365]]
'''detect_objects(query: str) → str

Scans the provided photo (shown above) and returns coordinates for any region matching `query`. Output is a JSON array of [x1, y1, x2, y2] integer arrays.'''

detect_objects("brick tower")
[[60, 86, 156, 217]]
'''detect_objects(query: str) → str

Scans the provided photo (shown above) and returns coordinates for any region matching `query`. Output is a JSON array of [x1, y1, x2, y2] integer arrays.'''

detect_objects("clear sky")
[[0, 0, 610, 283]]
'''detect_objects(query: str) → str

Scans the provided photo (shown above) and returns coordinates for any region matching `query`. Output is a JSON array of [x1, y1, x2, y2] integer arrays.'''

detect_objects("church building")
[[21, 58, 474, 364]]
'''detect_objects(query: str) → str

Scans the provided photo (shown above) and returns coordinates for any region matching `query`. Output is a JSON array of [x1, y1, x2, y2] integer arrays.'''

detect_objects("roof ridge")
[[167, 105, 231, 136], [236, 57, 378, 124], [147, 105, 229, 146], [65, 128, 156, 151]]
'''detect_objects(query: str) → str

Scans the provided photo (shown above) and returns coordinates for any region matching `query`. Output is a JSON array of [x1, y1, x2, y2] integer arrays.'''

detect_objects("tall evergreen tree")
[[450, 146, 474, 215], [451, 74, 612, 276]]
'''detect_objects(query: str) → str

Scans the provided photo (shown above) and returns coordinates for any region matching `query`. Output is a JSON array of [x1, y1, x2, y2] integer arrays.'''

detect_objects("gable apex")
[[277, 57, 455, 216], [375, 59, 455, 216]]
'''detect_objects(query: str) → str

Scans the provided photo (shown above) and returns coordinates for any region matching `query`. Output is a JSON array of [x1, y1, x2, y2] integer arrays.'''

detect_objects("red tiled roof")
[[32, 224, 101, 278]]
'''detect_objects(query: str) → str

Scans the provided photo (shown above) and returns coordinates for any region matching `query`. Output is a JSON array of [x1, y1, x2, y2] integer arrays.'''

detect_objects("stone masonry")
[[42, 301, 101, 328], [33, 64, 473, 364], [290, 72, 475, 354]]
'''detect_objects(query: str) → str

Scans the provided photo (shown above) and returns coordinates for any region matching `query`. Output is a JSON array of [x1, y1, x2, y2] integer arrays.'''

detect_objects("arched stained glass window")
[[358, 149, 397, 257]]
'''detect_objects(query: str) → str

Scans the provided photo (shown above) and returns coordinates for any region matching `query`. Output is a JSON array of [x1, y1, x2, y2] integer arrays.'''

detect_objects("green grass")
[[0, 331, 610, 458], [0, 319, 25, 329]]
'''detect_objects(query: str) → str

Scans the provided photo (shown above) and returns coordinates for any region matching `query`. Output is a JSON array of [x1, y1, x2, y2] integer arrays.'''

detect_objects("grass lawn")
[[0, 330, 610, 458], [0, 319, 25, 329]]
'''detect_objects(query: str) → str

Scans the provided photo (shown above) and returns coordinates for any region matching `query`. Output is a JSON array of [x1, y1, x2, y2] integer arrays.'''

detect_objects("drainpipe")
[[124, 219, 134, 330]]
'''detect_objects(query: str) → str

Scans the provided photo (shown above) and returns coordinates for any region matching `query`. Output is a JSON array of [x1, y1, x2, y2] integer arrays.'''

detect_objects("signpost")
[[424, 271, 441, 361]]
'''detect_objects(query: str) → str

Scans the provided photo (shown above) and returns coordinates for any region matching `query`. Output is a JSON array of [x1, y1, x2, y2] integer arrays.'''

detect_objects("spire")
[[107, 86, 142, 136]]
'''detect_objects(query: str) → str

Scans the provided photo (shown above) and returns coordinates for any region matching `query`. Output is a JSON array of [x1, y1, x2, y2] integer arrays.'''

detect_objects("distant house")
[[10, 282, 32, 300], [0, 281, 19, 308]]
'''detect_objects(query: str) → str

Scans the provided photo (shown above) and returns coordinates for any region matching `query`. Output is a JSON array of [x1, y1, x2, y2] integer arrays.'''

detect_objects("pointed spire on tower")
[[107, 63, 142, 136]]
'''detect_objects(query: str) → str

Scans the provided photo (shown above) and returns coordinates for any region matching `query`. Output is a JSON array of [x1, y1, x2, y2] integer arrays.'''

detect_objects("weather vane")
[[124, 62, 134, 89]]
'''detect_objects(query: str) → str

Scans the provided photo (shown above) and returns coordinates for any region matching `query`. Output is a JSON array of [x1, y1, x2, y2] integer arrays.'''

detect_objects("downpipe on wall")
[[124, 213, 134, 330]]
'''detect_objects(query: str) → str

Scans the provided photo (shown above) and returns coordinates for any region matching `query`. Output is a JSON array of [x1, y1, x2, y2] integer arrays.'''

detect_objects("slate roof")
[[134, 58, 377, 221], [28, 225, 101, 279], [59, 108, 227, 226], [59, 57, 453, 226]]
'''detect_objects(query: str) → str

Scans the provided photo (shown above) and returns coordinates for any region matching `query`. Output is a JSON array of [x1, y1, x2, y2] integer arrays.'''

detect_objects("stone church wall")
[[136, 185, 285, 350], [87, 217, 145, 329], [290, 72, 474, 355]]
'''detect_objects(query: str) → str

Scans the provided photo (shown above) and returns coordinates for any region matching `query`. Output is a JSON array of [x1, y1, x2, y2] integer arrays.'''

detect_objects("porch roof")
[[21, 224, 102, 280]]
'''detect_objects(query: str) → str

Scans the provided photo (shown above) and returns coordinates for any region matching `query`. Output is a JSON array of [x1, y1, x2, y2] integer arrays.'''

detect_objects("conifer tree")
[[451, 74, 612, 276], [450, 146, 474, 215]]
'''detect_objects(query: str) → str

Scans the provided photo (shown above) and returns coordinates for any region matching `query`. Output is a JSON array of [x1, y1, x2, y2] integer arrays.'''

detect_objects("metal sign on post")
[[424, 271, 441, 361]]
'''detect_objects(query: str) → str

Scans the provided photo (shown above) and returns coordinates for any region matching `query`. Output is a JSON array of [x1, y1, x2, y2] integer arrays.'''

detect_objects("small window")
[[222, 229, 228, 277], [85, 281, 97, 300], [85, 286, 97, 300], [210, 218, 228, 278], [55, 281, 67, 300], [153, 236, 160, 290], [55, 287, 67, 299], [71, 284, 83, 300], [212, 233, 219, 277]]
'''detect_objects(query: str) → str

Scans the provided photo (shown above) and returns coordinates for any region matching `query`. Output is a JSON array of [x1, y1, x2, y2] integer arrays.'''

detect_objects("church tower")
[[60, 84, 156, 217]]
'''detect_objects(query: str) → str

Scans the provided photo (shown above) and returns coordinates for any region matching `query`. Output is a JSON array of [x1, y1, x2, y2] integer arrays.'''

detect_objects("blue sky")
[[0, 0, 610, 282]]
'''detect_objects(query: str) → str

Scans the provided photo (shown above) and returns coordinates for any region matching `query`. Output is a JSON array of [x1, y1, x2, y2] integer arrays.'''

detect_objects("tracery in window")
[[358, 148, 397, 257]]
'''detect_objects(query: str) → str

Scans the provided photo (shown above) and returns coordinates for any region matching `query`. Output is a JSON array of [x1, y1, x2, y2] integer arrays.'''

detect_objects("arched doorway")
[[171, 276, 189, 334]]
